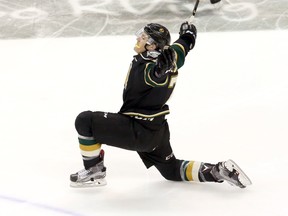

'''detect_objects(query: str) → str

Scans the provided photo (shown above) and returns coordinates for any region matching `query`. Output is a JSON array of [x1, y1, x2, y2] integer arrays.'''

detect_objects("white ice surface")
[[0, 30, 288, 216]]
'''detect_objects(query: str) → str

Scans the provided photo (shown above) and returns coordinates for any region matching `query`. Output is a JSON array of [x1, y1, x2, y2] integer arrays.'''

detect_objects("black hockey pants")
[[75, 111, 183, 181]]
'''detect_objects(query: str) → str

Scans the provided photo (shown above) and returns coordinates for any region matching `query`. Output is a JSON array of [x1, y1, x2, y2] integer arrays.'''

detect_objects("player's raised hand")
[[179, 22, 197, 50], [179, 21, 197, 38]]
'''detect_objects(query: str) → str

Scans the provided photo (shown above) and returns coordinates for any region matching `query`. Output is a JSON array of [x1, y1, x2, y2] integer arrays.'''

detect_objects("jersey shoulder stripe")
[[144, 63, 169, 87], [171, 43, 186, 69]]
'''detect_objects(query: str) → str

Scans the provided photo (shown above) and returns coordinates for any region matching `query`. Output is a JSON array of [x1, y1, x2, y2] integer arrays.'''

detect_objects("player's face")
[[134, 31, 149, 53], [134, 28, 156, 53]]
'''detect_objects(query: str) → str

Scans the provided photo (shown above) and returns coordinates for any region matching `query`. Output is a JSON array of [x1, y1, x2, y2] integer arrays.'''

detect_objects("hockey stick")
[[188, 0, 200, 24]]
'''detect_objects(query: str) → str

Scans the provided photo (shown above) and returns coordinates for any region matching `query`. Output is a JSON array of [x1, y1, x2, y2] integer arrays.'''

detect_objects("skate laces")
[[77, 168, 91, 177]]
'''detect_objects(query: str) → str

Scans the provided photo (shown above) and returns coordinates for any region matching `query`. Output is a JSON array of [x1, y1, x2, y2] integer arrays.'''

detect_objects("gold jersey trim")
[[122, 110, 170, 118]]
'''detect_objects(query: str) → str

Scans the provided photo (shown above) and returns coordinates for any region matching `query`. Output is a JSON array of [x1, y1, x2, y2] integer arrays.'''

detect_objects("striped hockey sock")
[[180, 160, 219, 182], [78, 135, 102, 169]]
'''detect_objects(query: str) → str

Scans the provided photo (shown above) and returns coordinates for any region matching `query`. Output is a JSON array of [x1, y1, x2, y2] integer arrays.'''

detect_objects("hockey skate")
[[212, 159, 252, 188], [70, 150, 107, 187]]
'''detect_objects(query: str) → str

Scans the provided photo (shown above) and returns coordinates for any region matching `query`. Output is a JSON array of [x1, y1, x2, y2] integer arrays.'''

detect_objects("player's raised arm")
[[172, 22, 197, 69], [153, 46, 177, 78]]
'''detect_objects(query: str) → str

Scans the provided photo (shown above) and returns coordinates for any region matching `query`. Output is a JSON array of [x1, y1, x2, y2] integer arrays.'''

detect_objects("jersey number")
[[168, 75, 177, 88]]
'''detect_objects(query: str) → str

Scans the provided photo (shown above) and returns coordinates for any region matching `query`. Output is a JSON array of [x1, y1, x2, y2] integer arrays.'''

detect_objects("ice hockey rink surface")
[[0, 0, 288, 215]]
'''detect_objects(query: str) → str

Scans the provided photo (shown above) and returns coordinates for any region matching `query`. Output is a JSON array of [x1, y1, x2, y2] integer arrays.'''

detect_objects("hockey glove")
[[179, 22, 197, 50], [154, 46, 177, 78]]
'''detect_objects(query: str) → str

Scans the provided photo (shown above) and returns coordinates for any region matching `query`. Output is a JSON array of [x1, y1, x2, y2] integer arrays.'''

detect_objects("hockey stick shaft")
[[188, 0, 200, 24]]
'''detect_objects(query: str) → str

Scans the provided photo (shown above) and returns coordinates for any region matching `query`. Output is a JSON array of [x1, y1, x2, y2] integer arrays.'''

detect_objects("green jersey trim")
[[144, 63, 169, 87], [172, 43, 185, 69]]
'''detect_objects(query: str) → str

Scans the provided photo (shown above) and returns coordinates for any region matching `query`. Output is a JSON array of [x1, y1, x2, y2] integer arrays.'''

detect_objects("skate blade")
[[226, 159, 252, 187], [70, 178, 107, 188]]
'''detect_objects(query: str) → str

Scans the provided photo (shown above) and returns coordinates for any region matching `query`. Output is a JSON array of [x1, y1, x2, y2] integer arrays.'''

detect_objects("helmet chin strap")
[[145, 43, 158, 52], [144, 43, 149, 51]]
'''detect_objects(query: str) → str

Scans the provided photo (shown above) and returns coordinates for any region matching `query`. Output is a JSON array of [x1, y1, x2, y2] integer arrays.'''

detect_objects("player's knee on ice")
[[155, 159, 182, 181], [75, 111, 93, 137]]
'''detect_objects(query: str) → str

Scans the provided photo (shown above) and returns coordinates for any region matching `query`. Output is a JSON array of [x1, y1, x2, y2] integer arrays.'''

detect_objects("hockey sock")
[[78, 135, 102, 169], [180, 161, 220, 182]]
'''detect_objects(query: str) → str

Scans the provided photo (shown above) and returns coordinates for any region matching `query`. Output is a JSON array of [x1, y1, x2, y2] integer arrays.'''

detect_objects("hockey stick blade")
[[210, 0, 221, 4]]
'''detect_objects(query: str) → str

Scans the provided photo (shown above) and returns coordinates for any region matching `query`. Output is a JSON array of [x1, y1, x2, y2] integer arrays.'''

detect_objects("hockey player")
[[70, 22, 252, 188]]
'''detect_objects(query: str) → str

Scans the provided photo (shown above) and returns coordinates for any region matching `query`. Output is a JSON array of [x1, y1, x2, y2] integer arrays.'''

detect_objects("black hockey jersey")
[[119, 36, 193, 118]]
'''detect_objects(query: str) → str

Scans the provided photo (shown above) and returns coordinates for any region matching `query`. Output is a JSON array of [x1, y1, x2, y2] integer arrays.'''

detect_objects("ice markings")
[[221, 2, 258, 22], [120, 0, 163, 15], [10, 7, 48, 20], [0, 194, 85, 216], [68, 0, 118, 16], [276, 9, 288, 30]]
